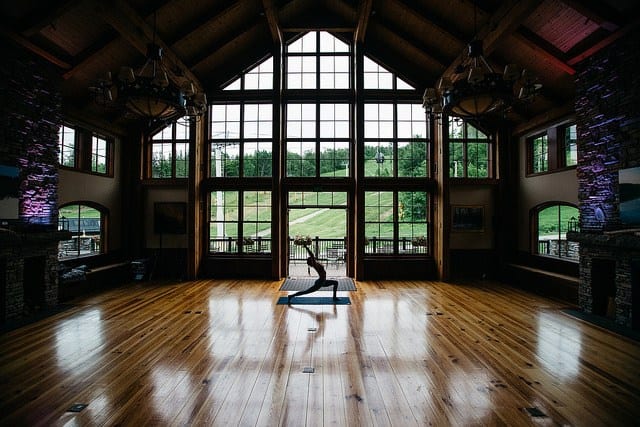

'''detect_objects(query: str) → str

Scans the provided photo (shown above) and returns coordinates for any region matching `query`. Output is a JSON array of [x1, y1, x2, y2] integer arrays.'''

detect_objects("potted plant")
[[293, 235, 312, 246]]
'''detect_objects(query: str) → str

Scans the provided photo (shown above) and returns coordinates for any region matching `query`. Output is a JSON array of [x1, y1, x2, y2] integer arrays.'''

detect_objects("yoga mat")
[[279, 277, 356, 291], [277, 296, 351, 305]]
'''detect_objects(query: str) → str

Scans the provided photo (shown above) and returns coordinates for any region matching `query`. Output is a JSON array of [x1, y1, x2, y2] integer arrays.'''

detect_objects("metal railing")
[[289, 237, 346, 263], [364, 237, 428, 254], [209, 237, 272, 253]]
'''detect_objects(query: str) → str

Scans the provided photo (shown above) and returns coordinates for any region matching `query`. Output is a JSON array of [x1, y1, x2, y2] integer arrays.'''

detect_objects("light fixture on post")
[[90, 14, 206, 126], [422, 3, 541, 120]]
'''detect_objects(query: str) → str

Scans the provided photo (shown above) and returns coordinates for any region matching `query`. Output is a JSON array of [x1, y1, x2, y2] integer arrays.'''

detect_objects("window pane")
[[210, 191, 239, 253], [175, 142, 189, 178], [398, 141, 428, 177], [58, 204, 102, 259], [397, 104, 426, 138], [532, 134, 548, 173], [319, 140, 350, 177], [210, 104, 240, 139], [537, 204, 579, 260], [564, 124, 577, 167], [364, 141, 394, 177], [91, 136, 108, 174], [244, 141, 272, 177], [151, 142, 172, 178], [286, 141, 316, 177], [210, 142, 240, 177], [59, 125, 76, 167]]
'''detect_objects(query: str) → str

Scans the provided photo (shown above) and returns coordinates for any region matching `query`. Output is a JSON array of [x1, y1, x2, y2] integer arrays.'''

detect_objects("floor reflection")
[[55, 308, 104, 370], [536, 312, 582, 380]]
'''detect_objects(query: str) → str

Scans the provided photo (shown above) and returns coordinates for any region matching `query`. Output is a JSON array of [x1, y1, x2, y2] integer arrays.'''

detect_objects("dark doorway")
[[1, 259, 6, 322], [632, 259, 640, 330], [591, 258, 616, 318], [23, 256, 46, 312]]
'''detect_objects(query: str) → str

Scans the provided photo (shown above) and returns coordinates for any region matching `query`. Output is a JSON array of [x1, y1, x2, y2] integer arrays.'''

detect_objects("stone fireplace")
[[1, 43, 65, 322], [569, 231, 640, 329], [570, 27, 640, 329], [0, 228, 68, 320]]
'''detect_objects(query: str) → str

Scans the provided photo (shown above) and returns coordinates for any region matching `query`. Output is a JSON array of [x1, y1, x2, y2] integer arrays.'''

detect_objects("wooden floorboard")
[[1, 278, 639, 426]]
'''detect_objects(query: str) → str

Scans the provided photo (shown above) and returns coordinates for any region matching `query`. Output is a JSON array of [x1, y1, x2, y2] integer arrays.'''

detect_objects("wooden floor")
[[1, 279, 639, 426]]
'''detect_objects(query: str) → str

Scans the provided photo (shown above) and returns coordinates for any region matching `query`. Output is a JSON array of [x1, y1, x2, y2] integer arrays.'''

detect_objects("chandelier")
[[90, 16, 206, 126], [423, 38, 541, 120], [423, 0, 541, 120]]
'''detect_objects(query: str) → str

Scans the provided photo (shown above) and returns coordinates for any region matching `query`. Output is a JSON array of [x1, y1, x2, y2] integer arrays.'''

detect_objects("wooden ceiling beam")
[[388, 0, 467, 46], [512, 29, 576, 75], [561, 0, 623, 31], [354, 0, 372, 44], [165, 1, 242, 46], [440, 0, 540, 80], [20, 0, 79, 37], [513, 101, 575, 136], [374, 20, 449, 70], [262, 0, 283, 45], [91, 0, 202, 90], [1, 26, 71, 69], [567, 17, 640, 66], [188, 18, 264, 71], [62, 0, 179, 80]]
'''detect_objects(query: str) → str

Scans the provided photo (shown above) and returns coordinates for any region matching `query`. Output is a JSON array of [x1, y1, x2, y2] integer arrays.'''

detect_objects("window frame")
[[532, 202, 579, 262], [208, 189, 272, 255], [57, 124, 114, 177], [447, 119, 493, 179], [526, 121, 578, 176], [285, 31, 352, 90], [58, 202, 108, 260], [147, 117, 191, 180], [58, 124, 77, 169], [208, 102, 274, 179], [363, 190, 430, 255], [559, 123, 578, 168], [284, 102, 351, 178], [363, 102, 430, 179]]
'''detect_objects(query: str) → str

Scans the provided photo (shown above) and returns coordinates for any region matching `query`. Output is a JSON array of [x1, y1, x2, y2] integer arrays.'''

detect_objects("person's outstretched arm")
[[304, 244, 315, 261]]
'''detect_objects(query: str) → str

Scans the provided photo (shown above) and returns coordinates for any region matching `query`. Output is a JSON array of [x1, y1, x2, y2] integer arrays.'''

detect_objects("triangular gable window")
[[364, 56, 415, 90], [222, 57, 273, 91], [396, 77, 414, 90]]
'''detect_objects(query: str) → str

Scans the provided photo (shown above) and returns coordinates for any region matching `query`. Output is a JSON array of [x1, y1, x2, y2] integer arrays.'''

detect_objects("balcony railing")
[[364, 236, 428, 254]]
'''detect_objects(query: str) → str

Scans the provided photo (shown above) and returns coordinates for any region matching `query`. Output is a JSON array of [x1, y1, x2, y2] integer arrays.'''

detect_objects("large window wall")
[[205, 31, 433, 271]]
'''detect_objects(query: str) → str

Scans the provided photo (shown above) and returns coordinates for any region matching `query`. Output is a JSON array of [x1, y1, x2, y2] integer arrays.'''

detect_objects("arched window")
[[534, 203, 579, 261], [58, 203, 107, 259]]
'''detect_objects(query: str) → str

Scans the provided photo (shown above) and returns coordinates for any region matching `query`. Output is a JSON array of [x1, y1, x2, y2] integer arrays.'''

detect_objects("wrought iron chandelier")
[[422, 3, 541, 120], [90, 15, 206, 126], [422, 38, 541, 119]]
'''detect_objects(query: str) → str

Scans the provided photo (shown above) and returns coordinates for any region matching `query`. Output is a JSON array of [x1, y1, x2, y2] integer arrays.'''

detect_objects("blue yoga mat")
[[277, 296, 351, 305]]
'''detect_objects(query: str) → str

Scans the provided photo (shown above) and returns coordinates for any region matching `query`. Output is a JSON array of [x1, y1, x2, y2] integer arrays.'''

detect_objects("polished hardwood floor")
[[1, 278, 639, 426]]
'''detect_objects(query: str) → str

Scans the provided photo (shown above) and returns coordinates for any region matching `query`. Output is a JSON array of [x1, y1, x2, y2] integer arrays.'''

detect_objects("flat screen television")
[[619, 166, 640, 226], [0, 165, 20, 221]]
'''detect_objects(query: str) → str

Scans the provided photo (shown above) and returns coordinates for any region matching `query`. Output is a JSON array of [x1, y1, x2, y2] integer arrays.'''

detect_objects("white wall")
[[516, 119, 579, 252]]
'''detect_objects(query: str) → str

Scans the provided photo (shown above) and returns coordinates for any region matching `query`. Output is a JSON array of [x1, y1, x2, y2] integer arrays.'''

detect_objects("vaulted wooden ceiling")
[[2, 0, 638, 128]]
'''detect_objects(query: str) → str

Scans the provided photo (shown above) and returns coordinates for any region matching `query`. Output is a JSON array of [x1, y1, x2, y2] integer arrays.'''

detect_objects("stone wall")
[[1, 42, 63, 320], [572, 28, 640, 328]]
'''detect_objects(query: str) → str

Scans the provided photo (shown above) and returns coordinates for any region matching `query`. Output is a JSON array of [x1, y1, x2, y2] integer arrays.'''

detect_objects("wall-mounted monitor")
[[0, 165, 20, 221], [619, 166, 640, 226], [154, 202, 187, 234]]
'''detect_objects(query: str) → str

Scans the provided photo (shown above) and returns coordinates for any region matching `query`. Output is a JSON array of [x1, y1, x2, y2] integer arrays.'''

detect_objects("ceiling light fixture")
[[422, 3, 541, 120], [90, 13, 206, 126]]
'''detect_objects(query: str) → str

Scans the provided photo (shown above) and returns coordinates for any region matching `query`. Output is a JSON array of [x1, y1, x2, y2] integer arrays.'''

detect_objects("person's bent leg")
[[326, 279, 339, 300], [288, 280, 322, 303]]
